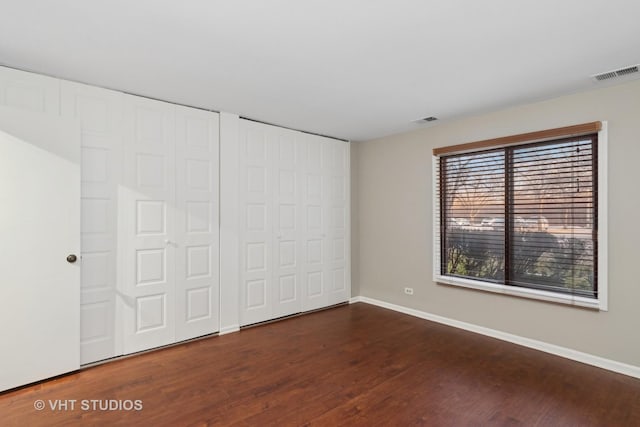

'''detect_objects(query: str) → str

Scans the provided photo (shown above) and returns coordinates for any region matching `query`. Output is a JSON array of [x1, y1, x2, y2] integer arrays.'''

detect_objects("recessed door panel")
[[247, 242, 267, 271], [307, 174, 322, 198], [136, 249, 166, 285], [186, 159, 211, 191], [247, 204, 267, 231], [279, 275, 297, 303], [247, 166, 267, 194], [333, 268, 346, 292], [136, 294, 166, 331], [135, 107, 165, 143], [247, 279, 267, 309], [81, 252, 110, 290], [136, 201, 166, 235], [186, 245, 212, 279], [82, 147, 109, 183], [307, 205, 322, 232], [186, 287, 212, 321], [136, 153, 166, 188], [187, 202, 212, 233], [81, 198, 110, 234], [307, 272, 323, 298], [279, 204, 296, 230], [279, 170, 296, 197], [307, 239, 323, 265], [279, 241, 296, 268], [81, 302, 110, 343]]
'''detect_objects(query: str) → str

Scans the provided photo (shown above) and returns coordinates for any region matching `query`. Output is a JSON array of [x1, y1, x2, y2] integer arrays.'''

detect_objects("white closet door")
[[302, 136, 350, 310], [174, 106, 220, 341], [302, 134, 330, 311], [122, 95, 176, 354], [327, 140, 350, 305], [61, 81, 123, 364], [238, 120, 350, 324], [239, 122, 273, 325], [0, 107, 80, 392], [271, 128, 303, 318], [0, 67, 59, 114]]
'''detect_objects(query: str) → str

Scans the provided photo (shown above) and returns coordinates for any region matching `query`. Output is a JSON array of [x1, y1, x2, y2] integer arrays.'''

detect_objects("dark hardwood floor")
[[2, 303, 640, 426]]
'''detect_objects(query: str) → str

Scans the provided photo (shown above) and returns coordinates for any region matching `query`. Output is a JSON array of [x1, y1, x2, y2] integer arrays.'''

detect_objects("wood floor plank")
[[1, 303, 640, 426]]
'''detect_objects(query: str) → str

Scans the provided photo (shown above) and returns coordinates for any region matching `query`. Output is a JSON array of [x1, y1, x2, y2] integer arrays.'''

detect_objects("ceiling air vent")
[[414, 116, 438, 123], [593, 65, 639, 82]]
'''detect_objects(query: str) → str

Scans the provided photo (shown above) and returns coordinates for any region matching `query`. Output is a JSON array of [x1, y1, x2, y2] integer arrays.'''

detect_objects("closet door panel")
[[122, 96, 176, 354], [175, 106, 220, 341], [327, 140, 350, 305], [61, 81, 123, 364], [272, 130, 303, 318], [302, 135, 329, 311], [239, 123, 273, 326]]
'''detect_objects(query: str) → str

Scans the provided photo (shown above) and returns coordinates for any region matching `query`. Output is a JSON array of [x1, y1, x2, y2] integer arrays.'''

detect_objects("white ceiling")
[[1, 1, 639, 141]]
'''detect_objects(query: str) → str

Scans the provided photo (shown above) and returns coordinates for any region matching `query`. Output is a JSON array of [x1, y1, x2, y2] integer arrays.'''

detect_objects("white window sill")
[[434, 275, 605, 311]]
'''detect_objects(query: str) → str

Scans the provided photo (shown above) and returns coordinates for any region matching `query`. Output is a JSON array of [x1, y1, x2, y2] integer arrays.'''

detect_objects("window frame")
[[432, 122, 608, 311]]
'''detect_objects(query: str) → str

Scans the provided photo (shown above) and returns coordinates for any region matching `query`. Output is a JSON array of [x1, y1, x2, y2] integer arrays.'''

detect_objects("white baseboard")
[[353, 296, 640, 379], [218, 324, 240, 335]]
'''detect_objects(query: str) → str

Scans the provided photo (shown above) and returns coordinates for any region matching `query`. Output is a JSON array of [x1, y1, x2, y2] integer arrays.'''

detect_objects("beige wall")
[[352, 79, 640, 367]]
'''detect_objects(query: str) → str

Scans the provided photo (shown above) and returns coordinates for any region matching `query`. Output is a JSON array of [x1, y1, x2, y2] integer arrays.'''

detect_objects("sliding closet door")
[[122, 95, 176, 354], [302, 135, 350, 310], [301, 134, 329, 311], [0, 106, 80, 392], [239, 123, 273, 325], [61, 81, 123, 364], [174, 106, 220, 341], [327, 139, 350, 305], [238, 120, 350, 326], [271, 128, 304, 318]]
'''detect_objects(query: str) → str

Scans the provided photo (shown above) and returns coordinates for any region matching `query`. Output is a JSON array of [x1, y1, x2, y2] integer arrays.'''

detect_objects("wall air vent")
[[593, 65, 639, 82]]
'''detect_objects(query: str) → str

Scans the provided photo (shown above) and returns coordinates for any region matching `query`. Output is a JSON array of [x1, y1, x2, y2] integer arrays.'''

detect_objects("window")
[[433, 122, 607, 310]]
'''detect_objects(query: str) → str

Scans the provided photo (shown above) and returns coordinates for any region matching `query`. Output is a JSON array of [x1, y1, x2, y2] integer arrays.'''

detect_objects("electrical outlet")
[[404, 287, 414, 295]]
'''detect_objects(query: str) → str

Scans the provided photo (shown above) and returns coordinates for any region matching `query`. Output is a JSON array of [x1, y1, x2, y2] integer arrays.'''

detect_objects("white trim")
[[349, 296, 363, 304], [218, 324, 240, 335], [435, 275, 600, 309], [597, 121, 608, 311], [354, 296, 640, 379]]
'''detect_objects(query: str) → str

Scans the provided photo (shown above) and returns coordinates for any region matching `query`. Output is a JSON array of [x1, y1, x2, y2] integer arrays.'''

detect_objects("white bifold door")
[[121, 95, 219, 354], [61, 81, 123, 364], [0, 106, 81, 391], [238, 120, 350, 326]]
